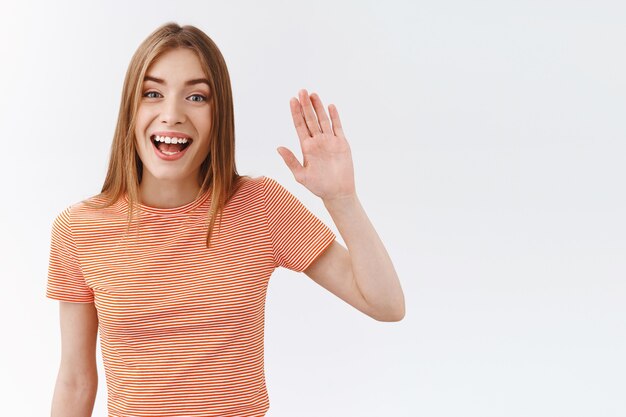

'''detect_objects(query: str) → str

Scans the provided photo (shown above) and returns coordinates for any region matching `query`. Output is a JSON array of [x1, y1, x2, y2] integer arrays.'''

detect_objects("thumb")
[[276, 147, 303, 179]]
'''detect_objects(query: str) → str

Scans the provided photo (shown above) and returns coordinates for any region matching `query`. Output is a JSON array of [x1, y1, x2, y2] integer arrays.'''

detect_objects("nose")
[[159, 96, 186, 125]]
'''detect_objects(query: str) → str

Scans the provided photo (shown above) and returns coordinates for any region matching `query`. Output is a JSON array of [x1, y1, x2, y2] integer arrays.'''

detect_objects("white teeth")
[[153, 135, 190, 144]]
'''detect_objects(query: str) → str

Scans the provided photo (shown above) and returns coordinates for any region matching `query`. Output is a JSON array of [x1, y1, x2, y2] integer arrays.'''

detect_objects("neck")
[[138, 174, 202, 209]]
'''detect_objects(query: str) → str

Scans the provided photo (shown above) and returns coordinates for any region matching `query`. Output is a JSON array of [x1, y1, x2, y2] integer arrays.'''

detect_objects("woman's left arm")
[[277, 89, 405, 322]]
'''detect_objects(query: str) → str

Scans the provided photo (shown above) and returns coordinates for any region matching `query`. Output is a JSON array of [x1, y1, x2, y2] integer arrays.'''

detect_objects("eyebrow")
[[143, 75, 210, 87]]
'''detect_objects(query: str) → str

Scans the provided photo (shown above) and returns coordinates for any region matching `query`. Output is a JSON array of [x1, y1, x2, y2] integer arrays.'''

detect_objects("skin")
[[279, 90, 406, 321], [133, 46, 405, 321], [49, 45, 405, 417], [134, 48, 212, 209]]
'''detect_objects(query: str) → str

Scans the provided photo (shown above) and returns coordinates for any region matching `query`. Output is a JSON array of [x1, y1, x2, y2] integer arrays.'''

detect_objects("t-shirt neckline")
[[123, 188, 211, 215]]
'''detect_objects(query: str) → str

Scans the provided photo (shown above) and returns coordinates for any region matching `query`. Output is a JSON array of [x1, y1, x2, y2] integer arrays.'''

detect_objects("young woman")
[[46, 22, 405, 417]]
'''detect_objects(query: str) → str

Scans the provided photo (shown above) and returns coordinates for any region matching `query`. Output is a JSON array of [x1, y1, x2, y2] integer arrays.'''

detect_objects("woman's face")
[[134, 48, 212, 187]]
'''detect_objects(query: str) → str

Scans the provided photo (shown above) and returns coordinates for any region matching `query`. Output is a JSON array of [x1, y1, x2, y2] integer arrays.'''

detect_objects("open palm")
[[277, 89, 356, 202]]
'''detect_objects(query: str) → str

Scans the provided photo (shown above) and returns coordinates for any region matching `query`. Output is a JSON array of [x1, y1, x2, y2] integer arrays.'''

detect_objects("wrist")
[[322, 192, 360, 212]]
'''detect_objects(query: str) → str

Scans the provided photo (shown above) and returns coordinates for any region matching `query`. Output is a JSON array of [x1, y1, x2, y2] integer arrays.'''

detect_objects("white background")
[[1, 0, 625, 416]]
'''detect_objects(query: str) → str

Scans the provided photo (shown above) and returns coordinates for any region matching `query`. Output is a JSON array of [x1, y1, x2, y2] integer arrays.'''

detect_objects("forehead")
[[144, 48, 207, 82]]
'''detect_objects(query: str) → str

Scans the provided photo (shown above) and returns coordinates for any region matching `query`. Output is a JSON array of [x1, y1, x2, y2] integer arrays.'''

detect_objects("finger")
[[299, 89, 322, 135], [329, 104, 344, 137], [310, 92, 332, 134], [290, 97, 312, 142], [277, 146, 304, 181]]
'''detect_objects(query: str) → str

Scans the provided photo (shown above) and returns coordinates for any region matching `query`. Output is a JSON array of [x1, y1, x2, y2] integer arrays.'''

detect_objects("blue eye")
[[143, 91, 162, 98], [142, 91, 206, 102], [189, 94, 207, 102]]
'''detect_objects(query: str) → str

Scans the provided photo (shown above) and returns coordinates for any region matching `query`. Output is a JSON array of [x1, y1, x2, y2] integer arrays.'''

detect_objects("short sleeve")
[[46, 206, 94, 303], [261, 176, 336, 272]]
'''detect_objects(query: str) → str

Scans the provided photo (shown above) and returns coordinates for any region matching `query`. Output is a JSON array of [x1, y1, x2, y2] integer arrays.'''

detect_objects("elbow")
[[365, 290, 406, 322], [376, 312, 405, 322], [373, 305, 405, 322]]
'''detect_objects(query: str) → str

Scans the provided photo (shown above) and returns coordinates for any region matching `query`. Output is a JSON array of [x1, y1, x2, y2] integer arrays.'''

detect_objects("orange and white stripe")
[[46, 176, 336, 417]]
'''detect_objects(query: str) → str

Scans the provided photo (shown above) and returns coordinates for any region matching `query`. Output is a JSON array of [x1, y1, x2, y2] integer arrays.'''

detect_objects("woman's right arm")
[[51, 301, 99, 417]]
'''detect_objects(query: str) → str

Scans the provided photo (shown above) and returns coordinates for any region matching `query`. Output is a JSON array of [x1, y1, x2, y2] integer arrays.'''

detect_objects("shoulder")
[[236, 175, 277, 187], [225, 175, 296, 215], [254, 175, 291, 194], [231, 175, 285, 197], [51, 192, 120, 230]]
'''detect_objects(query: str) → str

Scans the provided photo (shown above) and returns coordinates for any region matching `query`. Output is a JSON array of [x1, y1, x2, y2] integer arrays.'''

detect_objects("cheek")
[[133, 114, 149, 151], [134, 107, 151, 137], [200, 111, 213, 137]]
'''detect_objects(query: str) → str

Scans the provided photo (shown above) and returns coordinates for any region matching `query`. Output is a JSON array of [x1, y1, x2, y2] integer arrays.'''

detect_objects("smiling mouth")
[[150, 135, 193, 154]]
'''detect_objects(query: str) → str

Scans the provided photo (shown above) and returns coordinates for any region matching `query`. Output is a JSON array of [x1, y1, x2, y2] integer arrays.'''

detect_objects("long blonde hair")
[[85, 22, 248, 248]]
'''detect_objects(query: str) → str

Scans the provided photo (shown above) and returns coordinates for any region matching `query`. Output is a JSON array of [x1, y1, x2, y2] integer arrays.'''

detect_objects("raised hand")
[[277, 89, 356, 202]]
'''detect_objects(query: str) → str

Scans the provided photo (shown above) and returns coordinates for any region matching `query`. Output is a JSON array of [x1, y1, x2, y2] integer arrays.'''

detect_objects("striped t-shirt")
[[46, 175, 336, 417]]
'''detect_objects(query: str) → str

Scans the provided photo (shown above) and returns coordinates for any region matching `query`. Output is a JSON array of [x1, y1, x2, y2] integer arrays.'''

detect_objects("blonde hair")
[[85, 22, 248, 248]]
